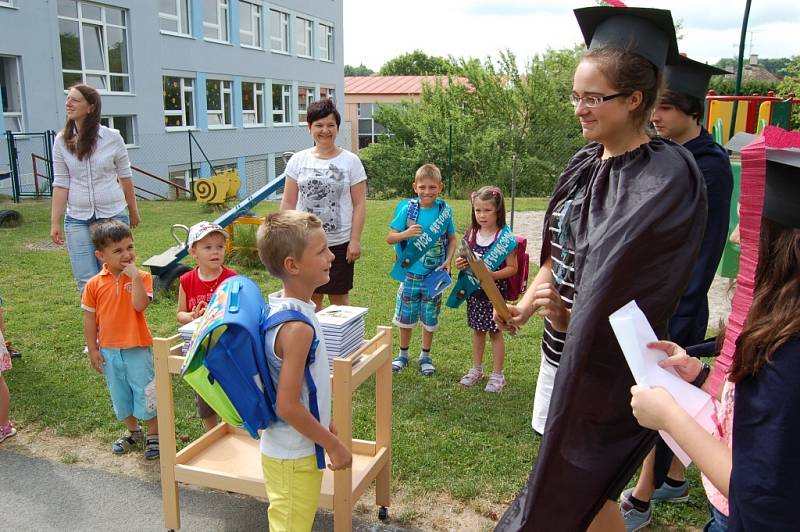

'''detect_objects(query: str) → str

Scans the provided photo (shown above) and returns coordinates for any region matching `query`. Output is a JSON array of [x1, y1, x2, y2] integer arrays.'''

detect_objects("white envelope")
[[609, 300, 717, 466]]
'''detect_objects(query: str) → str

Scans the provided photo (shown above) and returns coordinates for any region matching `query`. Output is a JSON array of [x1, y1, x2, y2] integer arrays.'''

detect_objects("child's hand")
[[88, 348, 104, 374], [532, 283, 570, 332], [191, 301, 208, 319], [630, 385, 680, 431], [122, 263, 140, 280], [327, 439, 353, 471], [403, 224, 422, 239], [455, 257, 469, 271], [440, 262, 451, 274]]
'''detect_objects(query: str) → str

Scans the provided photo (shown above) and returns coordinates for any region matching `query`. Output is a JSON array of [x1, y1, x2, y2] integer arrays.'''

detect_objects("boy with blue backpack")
[[387, 163, 457, 376], [256, 210, 352, 531]]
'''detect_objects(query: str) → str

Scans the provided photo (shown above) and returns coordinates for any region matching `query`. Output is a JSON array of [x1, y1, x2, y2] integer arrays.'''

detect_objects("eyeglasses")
[[569, 92, 630, 108]]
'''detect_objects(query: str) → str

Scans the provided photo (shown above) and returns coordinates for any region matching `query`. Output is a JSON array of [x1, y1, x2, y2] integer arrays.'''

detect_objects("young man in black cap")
[[621, 57, 733, 531]]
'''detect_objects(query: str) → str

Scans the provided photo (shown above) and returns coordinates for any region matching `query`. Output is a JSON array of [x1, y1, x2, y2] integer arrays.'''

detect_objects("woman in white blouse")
[[49, 84, 140, 293]]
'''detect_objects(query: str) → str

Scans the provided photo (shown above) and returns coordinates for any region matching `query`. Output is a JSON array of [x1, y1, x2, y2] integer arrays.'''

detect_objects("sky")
[[343, 0, 800, 71]]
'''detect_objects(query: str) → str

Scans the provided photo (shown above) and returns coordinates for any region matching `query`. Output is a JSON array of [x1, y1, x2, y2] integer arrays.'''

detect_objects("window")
[[319, 86, 335, 103], [357, 103, 386, 149], [318, 23, 333, 61], [242, 81, 264, 127], [159, 0, 191, 36], [0, 1, 15, 8], [295, 17, 312, 57], [203, 0, 229, 42], [271, 83, 291, 125], [206, 79, 233, 127], [167, 166, 199, 199], [297, 86, 315, 123], [100, 115, 136, 146], [239, 1, 262, 48], [0, 56, 23, 133], [163, 76, 195, 129], [270, 10, 289, 53], [58, 1, 130, 92]]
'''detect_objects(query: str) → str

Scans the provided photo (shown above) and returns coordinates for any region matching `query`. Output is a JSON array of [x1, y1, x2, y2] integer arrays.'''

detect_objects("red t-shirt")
[[180, 266, 238, 309]]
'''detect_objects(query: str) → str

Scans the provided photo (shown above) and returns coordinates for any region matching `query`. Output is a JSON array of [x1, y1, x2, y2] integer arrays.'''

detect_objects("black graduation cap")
[[574, 6, 680, 69], [664, 57, 730, 100], [764, 151, 800, 228]]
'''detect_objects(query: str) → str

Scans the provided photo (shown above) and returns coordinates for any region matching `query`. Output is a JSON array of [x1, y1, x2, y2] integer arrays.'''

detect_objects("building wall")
[[343, 94, 419, 153], [0, 0, 346, 199]]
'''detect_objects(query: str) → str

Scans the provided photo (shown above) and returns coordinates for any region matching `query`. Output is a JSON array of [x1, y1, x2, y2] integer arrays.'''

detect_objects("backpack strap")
[[263, 309, 326, 470]]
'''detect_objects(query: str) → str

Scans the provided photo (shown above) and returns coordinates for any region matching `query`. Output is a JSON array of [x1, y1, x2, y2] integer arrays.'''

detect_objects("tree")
[[344, 63, 374, 77], [378, 50, 459, 76], [359, 48, 585, 198], [776, 56, 800, 129]]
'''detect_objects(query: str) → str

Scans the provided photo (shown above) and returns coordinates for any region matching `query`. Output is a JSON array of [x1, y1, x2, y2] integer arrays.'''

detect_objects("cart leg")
[[378, 506, 389, 521], [154, 337, 181, 530], [376, 458, 390, 509]]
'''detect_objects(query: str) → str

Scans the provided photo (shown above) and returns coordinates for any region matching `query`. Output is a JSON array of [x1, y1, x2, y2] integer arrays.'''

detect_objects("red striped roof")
[[344, 75, 464, 95]]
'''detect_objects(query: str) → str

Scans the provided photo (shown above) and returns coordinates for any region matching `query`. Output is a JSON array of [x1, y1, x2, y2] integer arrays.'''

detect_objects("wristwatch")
[[691, 362, 711, 388]]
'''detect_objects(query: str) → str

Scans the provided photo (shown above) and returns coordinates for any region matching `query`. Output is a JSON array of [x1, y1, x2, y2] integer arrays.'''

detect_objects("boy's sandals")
[[484, 372, 506, 393], [392, 355, 409, 373], [111, 429, 143, 454], [144, 434, 160, 461], [459, 367, 484, 386], [418, 357, 436, 377]]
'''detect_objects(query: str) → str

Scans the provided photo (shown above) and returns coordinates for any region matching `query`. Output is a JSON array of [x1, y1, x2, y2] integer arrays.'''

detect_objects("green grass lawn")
[[0, 197, 708, 528]]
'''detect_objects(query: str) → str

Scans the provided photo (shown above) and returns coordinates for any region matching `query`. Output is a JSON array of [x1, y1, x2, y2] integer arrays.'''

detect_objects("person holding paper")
[[494, 7, 706, 531], [631, 139, 800, 532], [622, 56, 734, 531]]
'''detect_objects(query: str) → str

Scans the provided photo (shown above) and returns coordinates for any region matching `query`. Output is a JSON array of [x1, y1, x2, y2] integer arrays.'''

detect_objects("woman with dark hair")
[[494, 7, 706, 531], [631, 152, 800, 531], [50, 83, 140, 294], [280, 98, 367, 311]]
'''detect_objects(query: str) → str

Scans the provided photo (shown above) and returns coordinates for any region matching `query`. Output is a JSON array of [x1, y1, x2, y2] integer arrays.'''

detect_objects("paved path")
[[0, 450, 413, 532]]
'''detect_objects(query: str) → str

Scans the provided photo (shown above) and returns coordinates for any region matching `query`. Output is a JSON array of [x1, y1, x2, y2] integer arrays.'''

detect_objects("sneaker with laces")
[[621, 480, 689, 504], [0, 422, 16, 443], [620, 492, 652, 532], [484, 372, 506, 393], [459, 367, 483, 386]]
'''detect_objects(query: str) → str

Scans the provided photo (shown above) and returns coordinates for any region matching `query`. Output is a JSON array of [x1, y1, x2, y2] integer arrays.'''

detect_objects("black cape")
[[497, 139, 706, 531]]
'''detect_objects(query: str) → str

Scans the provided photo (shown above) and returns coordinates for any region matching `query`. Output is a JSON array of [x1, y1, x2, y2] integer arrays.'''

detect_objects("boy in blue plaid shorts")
[[387, 164, 457, 376]]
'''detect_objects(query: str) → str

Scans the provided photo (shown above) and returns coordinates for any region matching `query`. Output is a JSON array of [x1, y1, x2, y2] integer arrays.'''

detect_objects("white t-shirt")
[[260, 292, 332, 460], [286, 148, 367, 246]]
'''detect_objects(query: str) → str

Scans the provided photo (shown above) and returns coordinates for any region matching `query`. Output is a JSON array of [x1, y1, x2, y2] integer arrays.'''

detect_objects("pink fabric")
[[702, 382, 735, 516]]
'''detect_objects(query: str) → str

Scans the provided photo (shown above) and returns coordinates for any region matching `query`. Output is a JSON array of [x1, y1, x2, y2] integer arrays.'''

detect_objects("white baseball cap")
[[187, 221, 228, 247]]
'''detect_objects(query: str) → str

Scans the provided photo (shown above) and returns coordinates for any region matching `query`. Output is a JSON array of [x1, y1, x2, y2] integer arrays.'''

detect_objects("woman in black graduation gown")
[[632, 152, 800, 532], [494, 7, 706, 531]]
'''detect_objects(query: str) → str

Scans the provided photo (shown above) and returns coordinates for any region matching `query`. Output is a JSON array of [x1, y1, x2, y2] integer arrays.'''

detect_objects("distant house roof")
[[344, 75, 465, 96]]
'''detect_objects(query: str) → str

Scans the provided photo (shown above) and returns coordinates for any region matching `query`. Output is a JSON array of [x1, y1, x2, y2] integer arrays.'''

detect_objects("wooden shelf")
[[154, 326, 393, 531]]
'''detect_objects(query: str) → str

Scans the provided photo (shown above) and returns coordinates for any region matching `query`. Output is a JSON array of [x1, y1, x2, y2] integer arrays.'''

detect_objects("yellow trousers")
[[261, 454, 323, 532]]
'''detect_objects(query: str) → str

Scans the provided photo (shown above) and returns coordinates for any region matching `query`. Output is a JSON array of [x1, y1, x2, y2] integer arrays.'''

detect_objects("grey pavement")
[[0, 450, 414, 532]]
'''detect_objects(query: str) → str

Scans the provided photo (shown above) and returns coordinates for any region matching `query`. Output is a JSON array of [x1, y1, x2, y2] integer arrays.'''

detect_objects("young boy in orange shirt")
[[82, 220, 159, 459]]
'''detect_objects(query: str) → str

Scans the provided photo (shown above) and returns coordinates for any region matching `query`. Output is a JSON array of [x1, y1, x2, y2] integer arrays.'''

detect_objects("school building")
[[0, 0, 346, 199]]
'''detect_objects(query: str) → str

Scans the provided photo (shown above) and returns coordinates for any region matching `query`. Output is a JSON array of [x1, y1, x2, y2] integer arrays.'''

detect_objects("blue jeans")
[[703, 503, 728, 532], [64, 210, 129, 294]]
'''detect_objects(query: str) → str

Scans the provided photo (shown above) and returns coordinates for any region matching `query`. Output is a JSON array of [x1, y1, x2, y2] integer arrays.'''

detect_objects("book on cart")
[[316, 305, 368, 369], [178, 318, 201, 354]]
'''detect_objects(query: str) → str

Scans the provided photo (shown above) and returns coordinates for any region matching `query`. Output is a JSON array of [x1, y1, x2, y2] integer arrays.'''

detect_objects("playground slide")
[[144, 173, 287, 291], [707, 100, 750, 144]]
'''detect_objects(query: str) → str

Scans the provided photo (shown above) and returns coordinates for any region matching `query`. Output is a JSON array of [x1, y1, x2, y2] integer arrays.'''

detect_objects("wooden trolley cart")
[[153, 326, 393, 531]]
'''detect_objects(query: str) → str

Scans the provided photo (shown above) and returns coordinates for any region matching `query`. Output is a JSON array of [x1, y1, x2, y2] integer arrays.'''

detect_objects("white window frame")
[[239, 0, 262, 49], [206, 78, 233, 128], [159, 0, 191, 36], [319, 86, 335, 104], [357, 103, 387, 149], [0, 0, 16, 8], [271, 83, 291, 126], [270, 9, 289, 53], [0, 56, 24, 133], [100, 115, 136, 146], [163, 75, 195, 130], [295, 17, 312, 58], [58, 1, 131, 93], [203, 0, 230, 43], [241, 80, 264, 127], [297, 85, 315, 124], [318, 23, 333, 62]]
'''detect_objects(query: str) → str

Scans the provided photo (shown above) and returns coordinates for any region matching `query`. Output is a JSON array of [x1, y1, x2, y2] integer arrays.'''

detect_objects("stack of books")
[[316, 305, 368, 370], [178, 318, 200, 354]]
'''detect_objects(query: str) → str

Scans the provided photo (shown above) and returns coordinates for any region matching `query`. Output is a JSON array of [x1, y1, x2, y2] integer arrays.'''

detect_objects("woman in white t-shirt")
[[280, 98, 367, 311], [50, 83, 140, 294]]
